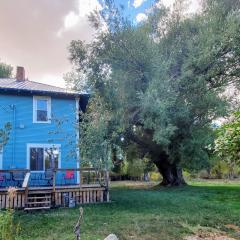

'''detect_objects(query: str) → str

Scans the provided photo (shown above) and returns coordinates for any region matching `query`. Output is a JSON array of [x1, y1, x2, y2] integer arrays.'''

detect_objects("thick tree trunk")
[[157, 163, 186, 186], [152, 153, 186, 186]]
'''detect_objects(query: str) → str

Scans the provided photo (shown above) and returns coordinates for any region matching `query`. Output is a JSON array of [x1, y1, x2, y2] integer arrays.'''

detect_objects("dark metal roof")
[[0, 78, 80, 97]]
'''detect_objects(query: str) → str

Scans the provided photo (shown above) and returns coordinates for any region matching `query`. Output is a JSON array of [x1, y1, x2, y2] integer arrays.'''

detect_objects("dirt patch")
[[225, 224, 240, 234], [185, 229, 237, 240]]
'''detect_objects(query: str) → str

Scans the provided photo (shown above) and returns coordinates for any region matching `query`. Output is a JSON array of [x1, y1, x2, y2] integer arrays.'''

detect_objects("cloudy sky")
[[0, 0, 200, 88]]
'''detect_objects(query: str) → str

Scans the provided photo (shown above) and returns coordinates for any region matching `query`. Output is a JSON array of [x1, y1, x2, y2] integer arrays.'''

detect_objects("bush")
[[183, 170, 192, 180], [198, 169, 210, 179], [150, 172, 162, 182], [0, 209, 20, 240]]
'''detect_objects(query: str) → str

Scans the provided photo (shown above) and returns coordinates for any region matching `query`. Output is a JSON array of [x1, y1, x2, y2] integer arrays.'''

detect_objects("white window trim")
[[33, 96, 51, 123], [0, 148, 3, 170], [27, 143, 61, 172]]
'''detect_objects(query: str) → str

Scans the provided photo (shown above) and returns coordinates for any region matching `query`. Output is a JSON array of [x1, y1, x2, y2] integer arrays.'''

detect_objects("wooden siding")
[[0, 94, 77, 170]]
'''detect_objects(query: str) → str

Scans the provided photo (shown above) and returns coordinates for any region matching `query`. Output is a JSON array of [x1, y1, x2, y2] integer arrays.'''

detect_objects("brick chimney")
[[16, 66, 25, 81]]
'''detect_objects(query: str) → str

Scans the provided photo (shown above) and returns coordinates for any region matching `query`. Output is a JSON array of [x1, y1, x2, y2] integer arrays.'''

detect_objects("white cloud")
[[78, 0, 102, 18], [136, 13, 148, 22], [161, 0, 175, 8], [57, 0, 102, 37], [64, 11, 79, 29], [187, 0, 201, 14], [160, 0, 201, 14], [37, 74, 66, 88], [133, 0, 146, 8]]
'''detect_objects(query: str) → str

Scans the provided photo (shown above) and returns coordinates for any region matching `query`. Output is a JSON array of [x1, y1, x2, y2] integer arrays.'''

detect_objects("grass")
[[15, 180, 240, 240]]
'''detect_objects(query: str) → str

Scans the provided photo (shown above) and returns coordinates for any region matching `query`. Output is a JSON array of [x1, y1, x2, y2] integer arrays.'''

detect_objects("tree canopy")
[[0, 61, 13, 78], [68, 0, 240, 186]]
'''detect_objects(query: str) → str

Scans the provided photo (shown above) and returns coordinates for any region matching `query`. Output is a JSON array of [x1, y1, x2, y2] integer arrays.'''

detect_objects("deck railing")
[[0, 168, 109, 190], [53, 168, 109, 190], [0, 169, 30, 188]]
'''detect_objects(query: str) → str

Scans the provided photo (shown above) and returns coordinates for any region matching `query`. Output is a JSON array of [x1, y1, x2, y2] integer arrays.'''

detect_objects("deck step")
[[28, 191, 52, 194], [25, 191, 52, 211], [27, 201, 51, 205], [24, 206, 51, 211], [27, 196, 51, 200]]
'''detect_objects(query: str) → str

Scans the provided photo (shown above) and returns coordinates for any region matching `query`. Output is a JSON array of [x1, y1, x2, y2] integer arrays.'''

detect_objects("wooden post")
[[53, 169, 56, 193], [74, 207, 84, 240], [106, 170, 110, 202], [102, 169, 110, 202], [22, 172, 31, 207], [79, 168, 81, 189]]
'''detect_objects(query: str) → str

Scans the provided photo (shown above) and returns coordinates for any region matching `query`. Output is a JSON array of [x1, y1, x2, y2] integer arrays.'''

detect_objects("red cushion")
[[65, 170, 74, 179]]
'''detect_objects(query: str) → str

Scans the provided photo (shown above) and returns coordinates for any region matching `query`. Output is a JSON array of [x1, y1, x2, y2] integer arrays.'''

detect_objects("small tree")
[[0, 61, 13, 78], [0, 123, 11, 151], [214, 112, 240, 178]]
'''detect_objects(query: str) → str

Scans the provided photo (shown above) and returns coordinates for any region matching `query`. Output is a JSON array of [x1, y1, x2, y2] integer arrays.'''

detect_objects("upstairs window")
[[33, 96, 51, 123]]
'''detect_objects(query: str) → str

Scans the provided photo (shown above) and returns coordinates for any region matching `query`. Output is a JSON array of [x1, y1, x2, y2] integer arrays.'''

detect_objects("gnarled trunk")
[[152, 152, 186, 186], [156, 163, 186, 186]]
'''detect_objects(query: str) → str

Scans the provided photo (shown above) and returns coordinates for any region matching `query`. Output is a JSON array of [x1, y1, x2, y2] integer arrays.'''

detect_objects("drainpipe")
[[11, 104, 16, 168], [75, 97, 80, 184]]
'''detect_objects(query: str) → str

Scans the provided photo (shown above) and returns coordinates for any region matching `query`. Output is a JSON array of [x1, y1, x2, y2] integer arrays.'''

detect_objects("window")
[[28, 144, 60, 171], [33, 96, 51, 123]]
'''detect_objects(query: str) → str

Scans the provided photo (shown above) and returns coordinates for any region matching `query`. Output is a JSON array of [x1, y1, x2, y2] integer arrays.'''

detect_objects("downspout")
[[11, 104, 16, 168], [75, 97, 80, 184]]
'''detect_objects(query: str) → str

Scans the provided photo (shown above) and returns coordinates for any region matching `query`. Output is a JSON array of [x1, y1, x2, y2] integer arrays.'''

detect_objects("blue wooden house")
[[0, 67, 108, 210]]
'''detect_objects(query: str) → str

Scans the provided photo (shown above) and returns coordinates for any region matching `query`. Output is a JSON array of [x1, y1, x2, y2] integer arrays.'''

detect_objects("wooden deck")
[[0, 184, 109, 209], [0, 168, 110, 210]]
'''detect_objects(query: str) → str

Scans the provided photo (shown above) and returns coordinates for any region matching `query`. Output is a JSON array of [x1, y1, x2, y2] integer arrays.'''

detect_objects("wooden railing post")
[[53, 169, 56, 193], [79, 168, 82, 189], [105, 169, 110, 202], [22, 171, 31, 207]]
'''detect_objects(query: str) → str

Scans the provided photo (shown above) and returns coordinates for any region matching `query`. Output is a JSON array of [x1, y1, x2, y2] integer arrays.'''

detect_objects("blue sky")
[[113, 0, 155, 22]]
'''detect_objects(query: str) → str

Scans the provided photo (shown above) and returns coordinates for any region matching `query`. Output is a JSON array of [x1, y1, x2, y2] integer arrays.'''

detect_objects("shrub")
[[198, 169, 210, 179], [210, 161, 229, 179], [150, 172, 162, 182], [183, 170, 192, 180], [0, 209, 20, 240]]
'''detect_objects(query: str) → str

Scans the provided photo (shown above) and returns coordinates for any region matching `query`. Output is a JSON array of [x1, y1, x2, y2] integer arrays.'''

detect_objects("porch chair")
[[12, 171, 25, 187], [0, 174, 5, 187]]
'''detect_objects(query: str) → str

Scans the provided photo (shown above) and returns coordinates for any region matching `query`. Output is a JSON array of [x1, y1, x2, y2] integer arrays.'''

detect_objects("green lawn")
[[15, 180, 240, 240]]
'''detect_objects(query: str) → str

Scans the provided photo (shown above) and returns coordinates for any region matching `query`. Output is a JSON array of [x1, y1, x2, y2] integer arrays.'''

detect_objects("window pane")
[[37, 99, 47, 111], [30, 148, 44, 171], [37, 110, 48, 121], [44, 147, 59, 169]]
